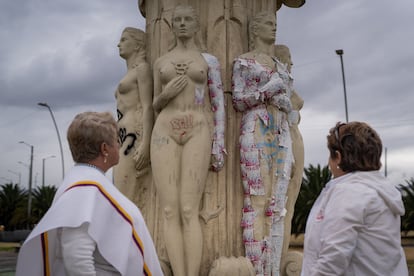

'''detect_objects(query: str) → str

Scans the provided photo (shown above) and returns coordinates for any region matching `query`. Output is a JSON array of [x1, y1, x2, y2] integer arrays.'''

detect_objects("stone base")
[[281, 251, 303, 276], [208, 256, 255, 276]]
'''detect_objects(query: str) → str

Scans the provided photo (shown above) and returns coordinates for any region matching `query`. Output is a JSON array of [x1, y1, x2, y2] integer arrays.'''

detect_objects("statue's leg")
[[151, 130, 185, 276], [180, 126, 211, 276]]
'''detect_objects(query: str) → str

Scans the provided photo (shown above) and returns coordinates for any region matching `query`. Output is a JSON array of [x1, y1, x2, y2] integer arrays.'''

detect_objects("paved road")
[[0, 249, 413, 275], [0, 251, 17, 275]]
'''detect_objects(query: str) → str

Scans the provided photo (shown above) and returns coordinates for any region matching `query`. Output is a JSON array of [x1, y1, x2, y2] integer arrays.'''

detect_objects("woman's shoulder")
[[333, 175, 379, 201]]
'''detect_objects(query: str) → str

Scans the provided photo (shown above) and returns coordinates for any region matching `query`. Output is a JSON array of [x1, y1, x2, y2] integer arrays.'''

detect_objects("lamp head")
[[38, 102, 48, 107], [335, 49, 344, 55], [43, 155, 56, 160]]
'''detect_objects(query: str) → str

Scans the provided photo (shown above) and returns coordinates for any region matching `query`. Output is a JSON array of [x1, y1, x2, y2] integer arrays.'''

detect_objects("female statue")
[[274, 44, 305, 261], [232, 11, 293, 275], [150, 5, 226, 276], [113, 27, 153, 209]]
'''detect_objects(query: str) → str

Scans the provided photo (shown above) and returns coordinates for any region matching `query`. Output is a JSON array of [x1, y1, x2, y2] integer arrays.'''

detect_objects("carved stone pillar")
[[137, 1, 305, 275]]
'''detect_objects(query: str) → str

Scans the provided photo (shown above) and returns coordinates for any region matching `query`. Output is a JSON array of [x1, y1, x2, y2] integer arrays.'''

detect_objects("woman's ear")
[[335, 150, 342, 165], [100, 142, 108, 156]]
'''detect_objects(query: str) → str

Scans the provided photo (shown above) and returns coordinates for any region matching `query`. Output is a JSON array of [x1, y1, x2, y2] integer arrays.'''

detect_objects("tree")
[[398, 178, 414, 233], [291, 164, 331, 235], [0, 183, 28, 230], [31, 185, 57, 223]]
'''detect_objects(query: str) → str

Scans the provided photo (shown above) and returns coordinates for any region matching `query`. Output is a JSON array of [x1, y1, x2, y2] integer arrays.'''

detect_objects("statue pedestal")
[[281, 251, 303, 276]]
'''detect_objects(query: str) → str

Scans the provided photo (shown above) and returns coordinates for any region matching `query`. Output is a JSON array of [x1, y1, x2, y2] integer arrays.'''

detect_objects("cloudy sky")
[[1, 0, 413, 190]]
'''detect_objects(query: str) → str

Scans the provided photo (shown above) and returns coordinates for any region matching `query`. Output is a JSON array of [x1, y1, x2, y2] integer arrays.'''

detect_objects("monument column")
[[138, 1, 305, 275]]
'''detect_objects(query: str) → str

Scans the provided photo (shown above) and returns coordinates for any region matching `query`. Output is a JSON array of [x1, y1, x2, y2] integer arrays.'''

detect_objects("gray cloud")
[[1, 0, 413, 188]]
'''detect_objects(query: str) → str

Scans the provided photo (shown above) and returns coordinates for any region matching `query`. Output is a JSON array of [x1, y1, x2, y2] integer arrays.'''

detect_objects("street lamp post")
[[38, 102, 65, 179], [384, 147, 388, 177], [335, 49, 349, 123], [19, 141, 34, 222], [18, 161, 29, 168], [8, 169, 21, 185], [42, 155, 56, 187]]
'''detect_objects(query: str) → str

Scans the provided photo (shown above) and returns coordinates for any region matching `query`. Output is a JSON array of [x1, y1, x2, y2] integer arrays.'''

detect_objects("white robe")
[[16, 165, 163, 276]]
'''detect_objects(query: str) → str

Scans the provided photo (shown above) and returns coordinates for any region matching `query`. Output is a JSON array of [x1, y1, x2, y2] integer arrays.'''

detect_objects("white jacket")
[[301, 171, 408, 276]]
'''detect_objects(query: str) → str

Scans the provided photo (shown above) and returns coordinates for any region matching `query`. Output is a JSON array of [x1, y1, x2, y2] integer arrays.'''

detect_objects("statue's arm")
[[134, 63, 153, 170], [259, 70, 286, 99], [263, 61, 292, 113], [231, 58, 264, 112], [205, 54, 226, 172], [152, 59, 187, 113]]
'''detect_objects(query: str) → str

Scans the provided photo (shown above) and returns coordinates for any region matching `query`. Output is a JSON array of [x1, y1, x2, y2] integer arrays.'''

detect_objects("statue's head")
[[118, 27, 146, 59], [169, 5, 205, 51], [249, 11, 276, 50], [171, 5, 200, 39]]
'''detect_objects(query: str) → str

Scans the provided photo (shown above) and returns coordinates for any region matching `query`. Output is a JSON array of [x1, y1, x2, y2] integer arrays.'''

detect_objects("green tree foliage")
[[31, 185, 57, 223], [0, 183, 28, 230], [292, 165, 414, 235], [291, 164, 331, 235], [0, 183, 57, 230], [398, 178, 414, 233]]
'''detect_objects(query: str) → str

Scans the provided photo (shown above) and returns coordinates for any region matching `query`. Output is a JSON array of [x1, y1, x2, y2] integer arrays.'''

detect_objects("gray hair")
[[67, 111, 117, 163]]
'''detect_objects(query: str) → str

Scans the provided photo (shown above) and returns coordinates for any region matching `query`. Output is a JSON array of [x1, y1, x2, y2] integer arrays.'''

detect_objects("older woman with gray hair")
[[16, 111, 163, 276]]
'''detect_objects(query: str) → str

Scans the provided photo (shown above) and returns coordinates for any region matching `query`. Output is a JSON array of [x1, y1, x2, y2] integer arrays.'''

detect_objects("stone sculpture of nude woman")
[[114, 27, 153, 208], [150, 4, 226, 276]]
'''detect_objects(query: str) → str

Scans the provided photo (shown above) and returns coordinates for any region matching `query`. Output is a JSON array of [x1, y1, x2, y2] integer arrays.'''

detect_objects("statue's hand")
[[164, 75, 188, 98], [259, 73, 286, 99], [133, 145, 150, 171], [210, 153, 225, 172], [154, 75, 188, 112], [270, 94, 292, 113]]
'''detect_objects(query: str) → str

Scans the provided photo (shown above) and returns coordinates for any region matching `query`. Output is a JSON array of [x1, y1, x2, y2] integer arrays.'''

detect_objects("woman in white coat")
[[301, 121, 408, 276]]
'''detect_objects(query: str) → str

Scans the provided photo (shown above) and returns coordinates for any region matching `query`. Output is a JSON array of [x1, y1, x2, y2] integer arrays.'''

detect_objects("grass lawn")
[[0, 243, 20, 253]]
